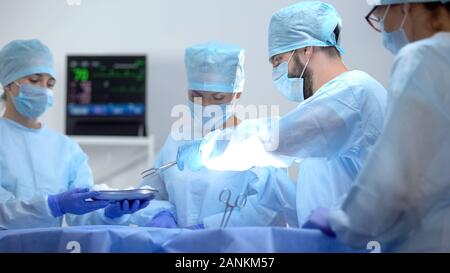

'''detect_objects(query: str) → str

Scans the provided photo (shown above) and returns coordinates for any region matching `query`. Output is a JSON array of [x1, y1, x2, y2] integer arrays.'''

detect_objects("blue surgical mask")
[[12, 82, 54, 118], [272, 51, 310, 102], [381, 6, 410, 55], [188, 100, 234, 132]]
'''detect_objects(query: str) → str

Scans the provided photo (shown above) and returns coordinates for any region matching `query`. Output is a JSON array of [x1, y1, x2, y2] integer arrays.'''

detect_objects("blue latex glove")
[[186, 223, 205, 230], [48, 188, 109, 217], [302, 207, 336, 237], [147, 211, 178, 228], [104, 199, 150, 219], [176, 140, 203, 171]]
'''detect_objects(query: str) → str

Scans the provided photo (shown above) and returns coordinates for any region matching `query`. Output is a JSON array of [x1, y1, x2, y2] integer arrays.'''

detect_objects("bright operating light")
[[201, 133, 290, 171]]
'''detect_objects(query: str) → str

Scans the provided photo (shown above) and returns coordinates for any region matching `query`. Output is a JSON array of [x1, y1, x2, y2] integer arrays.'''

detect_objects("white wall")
[[0, 0, 394, 187]]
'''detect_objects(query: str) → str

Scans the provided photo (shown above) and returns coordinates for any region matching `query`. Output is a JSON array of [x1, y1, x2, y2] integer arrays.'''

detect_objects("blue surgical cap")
[[268, 1, 345, 59], [185, 42, 245, 93], [0, 39, 56, 86], [368, 0, 449, 5]]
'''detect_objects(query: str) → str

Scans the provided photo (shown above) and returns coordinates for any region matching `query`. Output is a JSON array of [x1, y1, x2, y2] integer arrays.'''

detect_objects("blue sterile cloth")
[[0, 226, 368, 253]]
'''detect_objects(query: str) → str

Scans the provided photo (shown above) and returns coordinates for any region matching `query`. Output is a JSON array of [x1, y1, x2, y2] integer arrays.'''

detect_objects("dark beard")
[[290, 52, 314, 100]]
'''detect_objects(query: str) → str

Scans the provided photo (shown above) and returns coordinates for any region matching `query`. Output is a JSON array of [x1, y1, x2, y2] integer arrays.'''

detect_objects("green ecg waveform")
[[71, 60, 145, 82]]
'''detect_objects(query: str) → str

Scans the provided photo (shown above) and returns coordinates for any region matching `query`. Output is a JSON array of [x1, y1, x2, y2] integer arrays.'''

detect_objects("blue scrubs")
[[197, 70, 387, 226], [0, 118, 126, 229], [329, 32, 450, 252]]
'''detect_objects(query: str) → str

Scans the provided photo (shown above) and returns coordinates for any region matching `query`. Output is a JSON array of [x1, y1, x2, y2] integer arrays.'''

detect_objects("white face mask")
[[381, 5, 410, 55], [272, 50, 310, 102]]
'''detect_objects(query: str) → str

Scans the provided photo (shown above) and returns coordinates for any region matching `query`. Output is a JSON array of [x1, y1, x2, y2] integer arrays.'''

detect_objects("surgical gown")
[[199, 70, 387, 225], [132, 132, 289, 228], [0, 118, 128, 229], [329, 32, 450, 252]]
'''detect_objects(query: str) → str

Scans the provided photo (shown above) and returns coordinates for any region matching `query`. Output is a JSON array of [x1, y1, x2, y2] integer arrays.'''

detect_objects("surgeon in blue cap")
[[128, 42, 293, 229], [176, 2, 388, 227], [303, 0, 450, 252], [0, 39, 149, 229]]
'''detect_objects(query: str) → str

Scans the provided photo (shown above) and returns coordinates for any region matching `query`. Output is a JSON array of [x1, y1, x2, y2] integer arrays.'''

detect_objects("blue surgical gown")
[[131, 133, 290, 228], [199, 70, 387, 226], [0, 118, 127, 229], [329, 32, 450, 252]]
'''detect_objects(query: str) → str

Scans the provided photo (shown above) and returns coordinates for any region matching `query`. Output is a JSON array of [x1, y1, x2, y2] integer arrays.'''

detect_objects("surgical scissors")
[[219, 188, 247, 228], [141, 161, 177, 179]]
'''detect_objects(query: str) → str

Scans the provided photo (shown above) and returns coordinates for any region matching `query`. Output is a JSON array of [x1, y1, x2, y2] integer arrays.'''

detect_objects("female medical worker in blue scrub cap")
[[0, 39, 149, 229], [129, 42, 292, 229], [303, 0, 450, 252]]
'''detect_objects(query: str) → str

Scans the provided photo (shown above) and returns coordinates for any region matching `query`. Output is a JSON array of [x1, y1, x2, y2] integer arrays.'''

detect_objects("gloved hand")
[[104, 199, 150, 219], [176, 140, 203, 171], [302, 207, 336, 237], [48, 188, 109, 217], [186, 223, 205, 230], [147, 211, 178, 228]]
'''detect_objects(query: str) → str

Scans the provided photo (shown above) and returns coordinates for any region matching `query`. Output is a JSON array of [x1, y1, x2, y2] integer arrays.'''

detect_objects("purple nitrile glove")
[[48, 188, 109, 217], [302, 207, 336, 237], [147, 211, 178, 228], [104, 199, 150, 219]]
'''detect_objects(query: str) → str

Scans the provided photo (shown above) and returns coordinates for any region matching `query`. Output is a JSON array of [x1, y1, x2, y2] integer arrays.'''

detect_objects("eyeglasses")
[[365, 5, 392, 33], [365, 6, 383, 32]]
